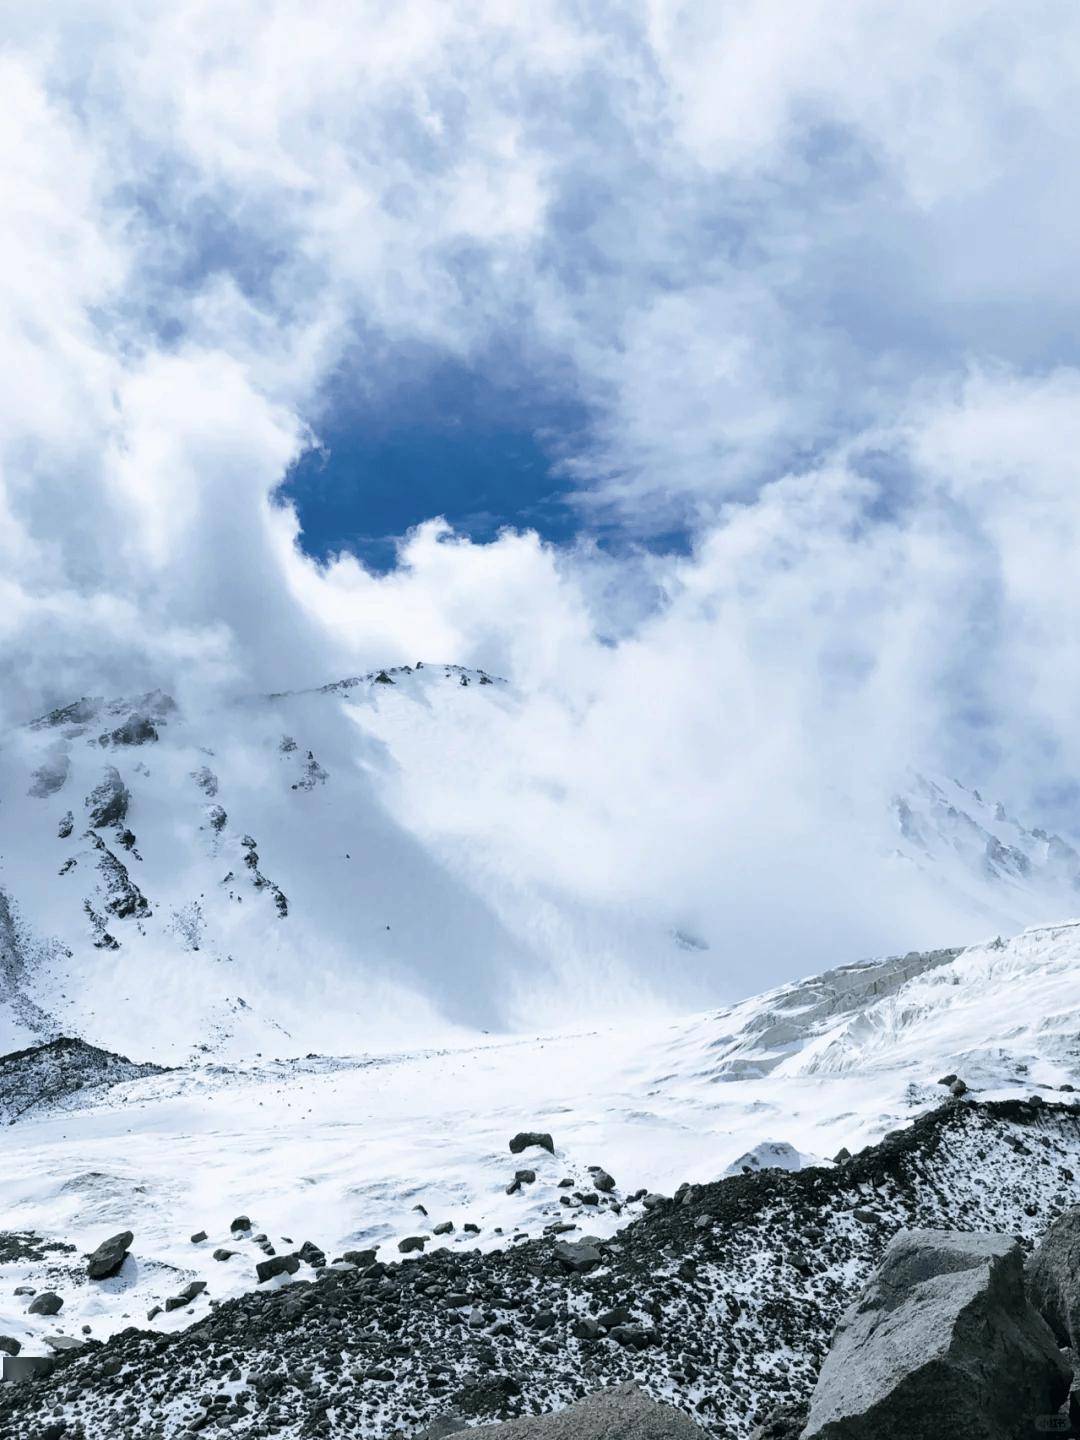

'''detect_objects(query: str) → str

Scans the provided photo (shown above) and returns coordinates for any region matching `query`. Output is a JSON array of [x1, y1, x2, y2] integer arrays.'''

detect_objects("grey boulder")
[[553, 1240, 603, 1273], [1028, 1204, 1080, 1348], [27, 1292, 63, 1316], [464, 1383, 705, 1440], [0, 1335, 20, 1356], [255, 1254, 300, 1283], [87, 1230, 133, 1280], [803, 1228, 1069, 1440]]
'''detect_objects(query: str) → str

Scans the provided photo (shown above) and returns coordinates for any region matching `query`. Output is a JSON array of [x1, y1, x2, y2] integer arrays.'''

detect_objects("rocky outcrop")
[[802, 1228, 1069, 1439], [85, 766, 131, 830], [0, 1037, 164, 1125]]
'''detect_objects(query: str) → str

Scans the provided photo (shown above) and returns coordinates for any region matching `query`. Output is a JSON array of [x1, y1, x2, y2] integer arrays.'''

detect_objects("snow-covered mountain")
[[3, 667, 1080, 1065], [1, 665, 701, 1061]]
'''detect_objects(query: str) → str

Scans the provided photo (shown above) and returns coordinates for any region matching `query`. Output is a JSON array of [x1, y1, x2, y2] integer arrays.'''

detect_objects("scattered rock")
[[44, 1335, 84, 1352], [399, 1236, 428, 1255], [212, 1248, 237, 1262], [802, 1228, 1069, 1439], [553, 1241, 603, 1274], [433, 1222, 455, 1236], [509, 1132, 555, 1156], [255, 1255, 300, 1283], [590, 1168, 616, 1193], [190, 1230, 208, 1244], [514, 1170, 537, 1185], [297, 1241, 326, 1267], [0, 1336, 20, 1356], [87, 1230, 133, 1280], [950, 1078, 969, 1098], [229, 1215, 252, 1233], [341, 1249, 377, 1267], [27, 1292, 63, 1316]]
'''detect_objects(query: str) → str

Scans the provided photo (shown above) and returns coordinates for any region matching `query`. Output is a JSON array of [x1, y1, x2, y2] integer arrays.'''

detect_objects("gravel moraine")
[[2, 1097, 1079, 1440]]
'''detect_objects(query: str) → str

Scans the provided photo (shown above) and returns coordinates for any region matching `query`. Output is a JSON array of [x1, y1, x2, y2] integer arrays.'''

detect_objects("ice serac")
[[803, 1229, 1069, 1440]]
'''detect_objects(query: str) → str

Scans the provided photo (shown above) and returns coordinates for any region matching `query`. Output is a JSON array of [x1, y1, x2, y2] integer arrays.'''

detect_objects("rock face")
[[1027, 1204, 1080, 1349], [87, 1231, 133, 1280], [465, 1384, 705, 1440], [803, 1228, 1069, 1440]]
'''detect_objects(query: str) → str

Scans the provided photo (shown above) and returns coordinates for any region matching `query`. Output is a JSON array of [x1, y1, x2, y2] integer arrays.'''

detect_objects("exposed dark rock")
[[256, 1255, 300, 1283], [106, 714, 158, 746], [190, 1230, 208, 1243], [85, 766, 130, 829], [802, 1228, 1069, 1439], [27, 1292, 62, 1316], [553, 1240, 603, 1273], [509, 1132, 555, 1156], [87, 1230, 133, 1280], [230, 1216, 252, 1233], [57, 811, 74, 839], [0, 1037, 164, 1125], [399, 1236, 428, 1254], [341, 1248, 377, 1267], [0, 1337, 20, 1357]]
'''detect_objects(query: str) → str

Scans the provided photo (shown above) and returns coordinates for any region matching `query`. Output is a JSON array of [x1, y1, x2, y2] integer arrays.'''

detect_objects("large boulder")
[[463, 1383, 705, 1440], [256, 1254, 300, 1283], [803, 1229, 1069, 1440], [87, 1230, 133, 1279], [509, 1131, 554, 1156], [1028, 1204, 1080, 1348], [27, 1292, 63, 1316]]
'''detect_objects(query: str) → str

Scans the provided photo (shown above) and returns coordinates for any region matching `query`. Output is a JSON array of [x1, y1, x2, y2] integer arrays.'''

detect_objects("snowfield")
[[5, 671, 1080, 1378], [4, 922, 1080, 1361]]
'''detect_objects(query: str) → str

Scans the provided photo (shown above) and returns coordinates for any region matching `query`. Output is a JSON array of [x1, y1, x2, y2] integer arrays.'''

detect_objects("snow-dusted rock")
[[465, 1384, 705, 1440], [803, 1228, 1069, 1439]]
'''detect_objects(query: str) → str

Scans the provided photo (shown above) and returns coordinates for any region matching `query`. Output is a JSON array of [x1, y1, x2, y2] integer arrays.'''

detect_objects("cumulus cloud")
[[4, 2, 1080, 999]]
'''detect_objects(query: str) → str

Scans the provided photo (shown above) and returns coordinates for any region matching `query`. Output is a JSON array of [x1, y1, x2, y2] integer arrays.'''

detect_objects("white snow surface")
[[3, 920, 1080, 1357]]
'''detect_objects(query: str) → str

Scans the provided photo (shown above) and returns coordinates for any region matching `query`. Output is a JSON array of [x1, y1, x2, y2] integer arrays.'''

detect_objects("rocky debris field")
[[3, 1096, 1080, 1439], [0, 1038, 166, 1125]]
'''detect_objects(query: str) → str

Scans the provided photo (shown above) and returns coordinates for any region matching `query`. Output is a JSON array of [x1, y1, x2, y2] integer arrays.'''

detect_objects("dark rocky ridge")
[[2, 1097, 1079, 1439], [0, 1036, 166, 1125]]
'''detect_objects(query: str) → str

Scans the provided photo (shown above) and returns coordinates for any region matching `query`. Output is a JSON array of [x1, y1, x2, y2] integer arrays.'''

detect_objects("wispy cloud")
[[5, 2, 1080, 989]]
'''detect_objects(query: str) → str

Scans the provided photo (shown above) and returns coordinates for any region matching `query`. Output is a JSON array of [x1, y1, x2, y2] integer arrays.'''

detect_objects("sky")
[[5, 2, 1080, 997]]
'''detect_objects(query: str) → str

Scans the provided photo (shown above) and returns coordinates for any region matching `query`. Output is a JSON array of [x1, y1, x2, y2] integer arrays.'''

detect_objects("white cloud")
[[4, 3, 1080, 998]]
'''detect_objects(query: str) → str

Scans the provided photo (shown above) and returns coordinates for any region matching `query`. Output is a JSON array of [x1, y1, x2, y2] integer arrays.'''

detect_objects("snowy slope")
[[4, 667, 1080, 1066], [0, 667, 718, 1061], [2, 922, 1080, 1359]]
